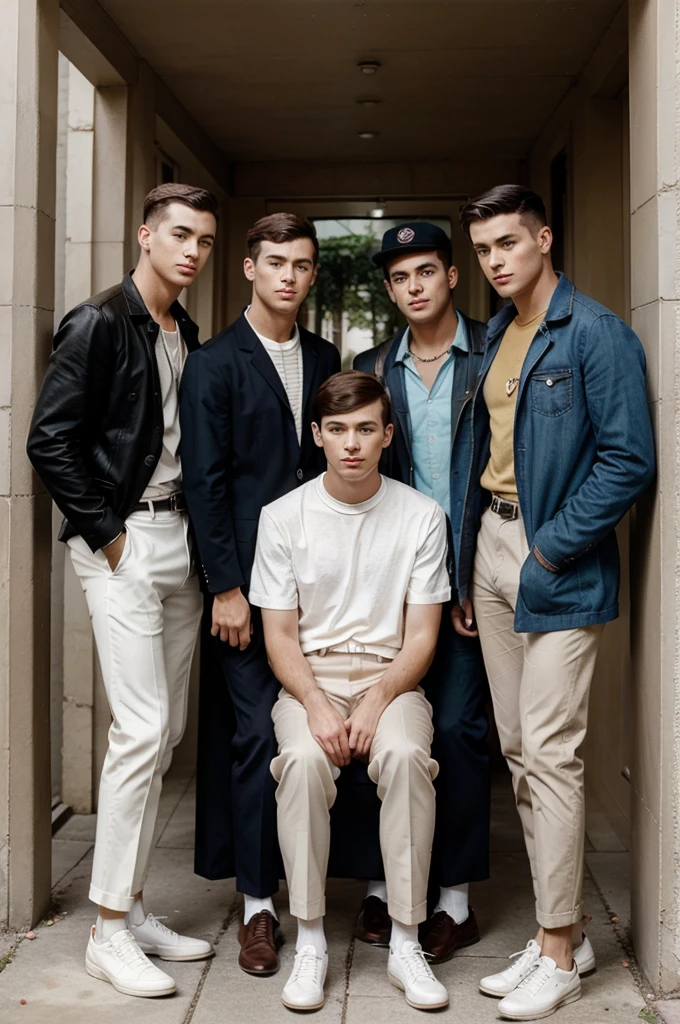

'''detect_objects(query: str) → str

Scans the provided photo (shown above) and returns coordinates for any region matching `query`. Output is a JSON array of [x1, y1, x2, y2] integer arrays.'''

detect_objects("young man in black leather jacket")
[[27, 183, 218, 998]]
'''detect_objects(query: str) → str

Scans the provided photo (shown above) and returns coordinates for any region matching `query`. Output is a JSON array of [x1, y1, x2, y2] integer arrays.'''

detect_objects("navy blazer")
[[180, 314, 341, 594]]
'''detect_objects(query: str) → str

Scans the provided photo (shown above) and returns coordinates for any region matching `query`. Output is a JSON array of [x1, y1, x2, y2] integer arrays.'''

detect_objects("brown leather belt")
[[132, 492, 187, 514], [490, 495, 520, 520]]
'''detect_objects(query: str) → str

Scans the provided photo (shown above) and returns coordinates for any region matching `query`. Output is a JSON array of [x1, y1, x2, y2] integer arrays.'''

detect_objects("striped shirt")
[[246, 308, 303, 444]]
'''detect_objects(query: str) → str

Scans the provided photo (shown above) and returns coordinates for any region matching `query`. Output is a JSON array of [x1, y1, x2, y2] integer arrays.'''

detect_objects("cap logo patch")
[[397, 227, 415, 244]]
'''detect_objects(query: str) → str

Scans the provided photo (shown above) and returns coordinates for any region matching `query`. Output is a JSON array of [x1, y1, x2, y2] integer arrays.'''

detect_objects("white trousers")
[[68, 510, 202, 911], [271, 652, 438, 925]]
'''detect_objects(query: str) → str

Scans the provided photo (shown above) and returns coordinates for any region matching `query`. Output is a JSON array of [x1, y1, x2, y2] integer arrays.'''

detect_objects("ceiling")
[[98, 0, 624, 164]]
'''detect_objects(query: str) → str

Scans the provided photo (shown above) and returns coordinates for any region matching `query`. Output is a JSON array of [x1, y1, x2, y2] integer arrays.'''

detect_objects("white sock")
[[390, 920, 419, 952], [366, 880, 387, 902], [95, 915, 127, 943], [434, 883, 469, 924], [296, 917, 326, 955], [243, 894, 277, 925], [127, 896, 146, 928]]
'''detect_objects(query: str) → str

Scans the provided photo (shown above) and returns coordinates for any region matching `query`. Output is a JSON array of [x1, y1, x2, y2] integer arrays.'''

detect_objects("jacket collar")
[[122, 270, 200, 347], [486, 272, 575, 342]]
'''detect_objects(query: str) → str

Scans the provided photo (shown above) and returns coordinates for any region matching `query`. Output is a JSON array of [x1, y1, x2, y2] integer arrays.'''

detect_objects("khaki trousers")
[[271, 652, 438, 925], [471, 508, 603, 928]]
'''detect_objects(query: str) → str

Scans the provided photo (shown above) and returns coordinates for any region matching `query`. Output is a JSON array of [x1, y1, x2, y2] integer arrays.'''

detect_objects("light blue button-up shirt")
[[394, 315, 469, 519]]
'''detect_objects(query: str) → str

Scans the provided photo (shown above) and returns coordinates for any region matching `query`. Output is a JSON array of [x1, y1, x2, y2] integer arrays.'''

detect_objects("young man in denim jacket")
[[455, 185, 654, 1020]]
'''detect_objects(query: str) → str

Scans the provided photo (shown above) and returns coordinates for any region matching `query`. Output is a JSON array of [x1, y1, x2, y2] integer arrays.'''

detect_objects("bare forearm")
[[371, 631, 438, 707], [264, 632, 322, 706]]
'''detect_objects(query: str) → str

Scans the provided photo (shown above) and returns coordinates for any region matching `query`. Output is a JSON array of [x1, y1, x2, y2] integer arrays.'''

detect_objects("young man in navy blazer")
[[180, 213, 340, 976]]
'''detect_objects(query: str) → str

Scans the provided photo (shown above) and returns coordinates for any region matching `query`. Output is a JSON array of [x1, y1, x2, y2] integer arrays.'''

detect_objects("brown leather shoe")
[[420, 907, 480, 964], [354, 896, 391, 947], [238, 910, 281, 975]]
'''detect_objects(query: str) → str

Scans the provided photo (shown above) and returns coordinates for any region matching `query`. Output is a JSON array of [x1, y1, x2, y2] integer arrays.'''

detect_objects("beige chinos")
[[271, 651, 438, 925], [471, 507, 603, 929]]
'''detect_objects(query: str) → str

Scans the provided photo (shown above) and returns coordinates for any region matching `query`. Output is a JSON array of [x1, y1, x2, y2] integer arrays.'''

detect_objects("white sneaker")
[[281, 945, 328, 1011], [480, 936, 595, 997], [574, 934, 596, 974], [387, 940, 449, 1010], [131, 913, 214, 961], [497, 956, 581, 1021], [480, 939, 541, 997], [86, 925, 176, 998]]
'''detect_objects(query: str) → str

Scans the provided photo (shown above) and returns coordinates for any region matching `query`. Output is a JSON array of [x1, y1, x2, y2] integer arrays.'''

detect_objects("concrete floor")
[[0, 769, 672, 1023]]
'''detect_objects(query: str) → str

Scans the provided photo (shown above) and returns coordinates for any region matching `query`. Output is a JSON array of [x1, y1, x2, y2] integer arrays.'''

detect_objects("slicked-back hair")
[[143, 183, 218, 227], [314, 370, 391, 428], [459, 185, 548, 239], [246, 212, 319, 264]]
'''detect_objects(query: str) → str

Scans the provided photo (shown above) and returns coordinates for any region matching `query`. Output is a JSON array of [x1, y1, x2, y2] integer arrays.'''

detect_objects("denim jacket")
[[456, 274, 655, 632]]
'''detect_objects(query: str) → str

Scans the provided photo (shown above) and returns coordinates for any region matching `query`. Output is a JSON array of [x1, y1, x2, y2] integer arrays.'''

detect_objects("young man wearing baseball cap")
[[353, 221, 490, 964]]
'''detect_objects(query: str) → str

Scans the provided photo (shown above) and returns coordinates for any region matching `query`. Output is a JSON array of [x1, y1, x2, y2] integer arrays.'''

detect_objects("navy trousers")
[[424, 610, 491, 887]]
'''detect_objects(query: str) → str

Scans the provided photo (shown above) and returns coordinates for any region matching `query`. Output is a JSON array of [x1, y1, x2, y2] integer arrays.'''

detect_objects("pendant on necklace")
[[505, 377, 519, 397]]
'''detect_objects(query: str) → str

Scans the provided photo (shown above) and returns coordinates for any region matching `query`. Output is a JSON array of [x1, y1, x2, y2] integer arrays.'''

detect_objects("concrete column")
[[628, 0, 680, 995], [0, 0, 59, 930]]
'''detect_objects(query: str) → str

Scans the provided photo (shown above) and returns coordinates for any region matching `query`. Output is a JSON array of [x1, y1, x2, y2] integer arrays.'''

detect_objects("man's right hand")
[[102, 531, 127, 572], [304, 691, 351, 768], [451, 597, 479, 637], [212, 588, 252, 649]]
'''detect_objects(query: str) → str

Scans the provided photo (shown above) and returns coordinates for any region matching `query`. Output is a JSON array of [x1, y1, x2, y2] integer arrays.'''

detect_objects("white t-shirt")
[[245, 307, 303, 444], [143, 323, 186, 499], [249, 474, 451, 659]]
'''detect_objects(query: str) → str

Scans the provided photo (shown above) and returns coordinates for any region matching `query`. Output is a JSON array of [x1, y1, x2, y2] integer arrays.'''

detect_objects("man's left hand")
[[346, 688, 388, 760]]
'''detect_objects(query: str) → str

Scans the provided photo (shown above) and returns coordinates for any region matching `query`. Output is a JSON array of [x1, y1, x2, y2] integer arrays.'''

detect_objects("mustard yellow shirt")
[[480, 311, 546, 502]]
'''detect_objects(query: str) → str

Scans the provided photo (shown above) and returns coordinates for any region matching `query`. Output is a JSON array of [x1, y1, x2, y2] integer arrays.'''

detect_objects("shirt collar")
[[394, 311, 469, 365]]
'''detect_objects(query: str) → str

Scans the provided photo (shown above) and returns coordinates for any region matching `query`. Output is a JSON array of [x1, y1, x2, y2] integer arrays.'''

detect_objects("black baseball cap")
[[372, 221, 453, 268]]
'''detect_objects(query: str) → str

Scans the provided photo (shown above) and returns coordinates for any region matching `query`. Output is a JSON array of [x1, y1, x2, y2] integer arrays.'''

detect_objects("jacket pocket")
[[519, 548, 580, 616], [531, 369, 573, 417]]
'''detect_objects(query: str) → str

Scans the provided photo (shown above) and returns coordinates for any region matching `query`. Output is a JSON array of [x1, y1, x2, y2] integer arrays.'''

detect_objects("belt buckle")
[[493, 496, 517, 520], [168, 494, 178, 512]]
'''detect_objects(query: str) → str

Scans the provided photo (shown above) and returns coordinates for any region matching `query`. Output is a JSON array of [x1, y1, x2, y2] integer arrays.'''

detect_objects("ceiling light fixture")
[[369, 200, 387, 218], [358, 60, 381, 75], [357, 131, 378, 140]]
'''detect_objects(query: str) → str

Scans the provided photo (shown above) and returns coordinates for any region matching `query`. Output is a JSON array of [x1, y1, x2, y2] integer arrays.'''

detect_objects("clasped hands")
[[304, 686, 387, 768]]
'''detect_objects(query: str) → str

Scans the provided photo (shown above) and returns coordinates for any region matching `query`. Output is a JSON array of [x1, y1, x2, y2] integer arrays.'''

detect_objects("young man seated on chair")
[[249, 369, 451, 1012]]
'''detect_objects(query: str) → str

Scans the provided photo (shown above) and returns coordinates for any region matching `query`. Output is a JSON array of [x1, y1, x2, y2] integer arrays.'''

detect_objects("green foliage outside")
[[309, 232, 406, 350]]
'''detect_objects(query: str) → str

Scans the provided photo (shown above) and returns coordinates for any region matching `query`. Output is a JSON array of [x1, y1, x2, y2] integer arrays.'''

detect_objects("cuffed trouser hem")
[[388, 898, 428, 927], [89, 884, 136, 913], [536, 904, 584, 930], [289, 896, 326, 921]]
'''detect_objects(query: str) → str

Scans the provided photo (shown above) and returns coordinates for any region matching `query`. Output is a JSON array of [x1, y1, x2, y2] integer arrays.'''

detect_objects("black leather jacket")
[[27, 272, 200, 552]]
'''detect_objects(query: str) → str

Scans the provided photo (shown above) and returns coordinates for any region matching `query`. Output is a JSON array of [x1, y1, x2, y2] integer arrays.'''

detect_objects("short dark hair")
[[246, 212, 319, 264], [313, 370, 391, 428], [459, 185, 547, 239], [143, 183, 218, 226], [384, 248, 452, 283]]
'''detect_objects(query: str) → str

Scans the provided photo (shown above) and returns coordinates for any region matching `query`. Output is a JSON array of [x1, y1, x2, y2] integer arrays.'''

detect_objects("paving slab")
[[191, 879, 363, 1024], [156, 781, 196, 849], [52, 840, 92, 888], [586, 852, 631, 929], [658, 1000, 680, 1023], [0, 842, 235, 1023]]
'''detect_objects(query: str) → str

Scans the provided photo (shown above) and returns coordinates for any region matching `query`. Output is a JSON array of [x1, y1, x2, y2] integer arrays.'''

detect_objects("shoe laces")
[[143, 914, 176, 938], [515, 958, 554, 996], [291, 945, 323, 981], [250, 911, 272, 939], [508, 942, 539, 970], [114, 929, 152, 968], [398, 942, 437, 982]]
